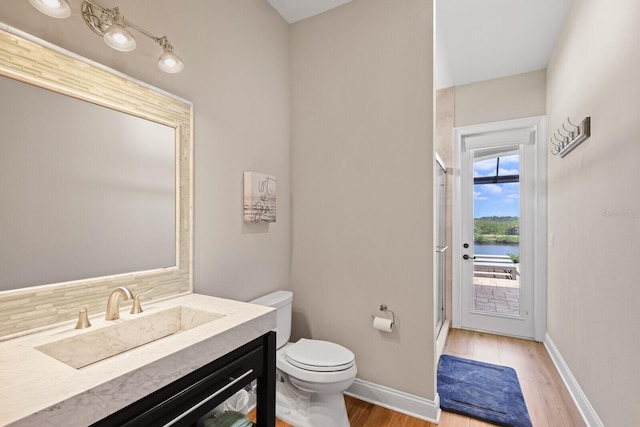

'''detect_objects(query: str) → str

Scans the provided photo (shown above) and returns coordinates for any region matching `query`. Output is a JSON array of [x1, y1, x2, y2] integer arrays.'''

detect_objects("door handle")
[[463, 254, 476, 260]]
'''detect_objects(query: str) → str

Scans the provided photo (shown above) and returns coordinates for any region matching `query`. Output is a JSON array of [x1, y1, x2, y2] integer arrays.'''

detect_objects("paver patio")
[[473, 265, 520, 316]]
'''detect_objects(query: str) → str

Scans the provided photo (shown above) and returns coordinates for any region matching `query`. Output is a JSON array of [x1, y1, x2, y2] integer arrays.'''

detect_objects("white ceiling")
[[266, 0, 574, 88], [436, 0, 574, 88], [266, 0, 352, 24]]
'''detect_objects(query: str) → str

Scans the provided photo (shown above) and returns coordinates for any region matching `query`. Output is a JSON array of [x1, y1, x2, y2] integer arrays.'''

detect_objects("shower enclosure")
[[435, 154, 447, 337]]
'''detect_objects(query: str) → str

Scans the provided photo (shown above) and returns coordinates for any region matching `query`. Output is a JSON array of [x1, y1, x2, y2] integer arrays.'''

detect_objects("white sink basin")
[[36, 306, 224, 369]]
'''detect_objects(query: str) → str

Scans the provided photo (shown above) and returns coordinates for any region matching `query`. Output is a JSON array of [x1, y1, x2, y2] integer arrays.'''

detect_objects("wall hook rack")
[[550, 116, 591, 157]]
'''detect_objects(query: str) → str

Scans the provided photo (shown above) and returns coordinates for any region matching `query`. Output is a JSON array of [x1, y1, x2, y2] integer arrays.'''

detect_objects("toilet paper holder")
[[371, 304, 395, 326]]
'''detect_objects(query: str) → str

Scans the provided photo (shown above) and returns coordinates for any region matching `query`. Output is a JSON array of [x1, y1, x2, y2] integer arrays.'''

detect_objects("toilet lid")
[[285, 339, 355, 372]]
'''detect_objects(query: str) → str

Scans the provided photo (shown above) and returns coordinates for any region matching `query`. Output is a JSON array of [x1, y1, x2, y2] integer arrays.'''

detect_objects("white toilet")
[[250, 290, 357, 427]]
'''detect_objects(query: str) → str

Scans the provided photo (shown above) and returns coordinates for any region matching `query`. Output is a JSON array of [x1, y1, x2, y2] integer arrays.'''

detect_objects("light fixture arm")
[[82, 1, 116, 36], [83, 0, 170, 45], [156, 36, 174, 51], [80, 0, 183, 72]]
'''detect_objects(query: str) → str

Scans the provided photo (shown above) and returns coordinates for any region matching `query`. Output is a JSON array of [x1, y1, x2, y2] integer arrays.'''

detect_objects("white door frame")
[[452, 116, 547, 341]]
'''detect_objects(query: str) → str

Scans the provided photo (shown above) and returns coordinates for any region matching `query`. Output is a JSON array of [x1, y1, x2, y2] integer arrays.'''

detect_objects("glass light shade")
[[103, 23, 137, 52], [28, 0, 71, 19], [157, 50, 184, 73]]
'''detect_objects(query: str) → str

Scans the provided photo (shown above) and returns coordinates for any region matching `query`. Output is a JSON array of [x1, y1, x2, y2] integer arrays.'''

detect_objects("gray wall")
[[546, 0, 640, 424], [290, 0, 436, 399], [454, 69, 546, 127]]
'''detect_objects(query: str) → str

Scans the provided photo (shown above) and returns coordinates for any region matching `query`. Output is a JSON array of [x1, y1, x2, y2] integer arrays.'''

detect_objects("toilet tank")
[[250, 290, 292, 349]]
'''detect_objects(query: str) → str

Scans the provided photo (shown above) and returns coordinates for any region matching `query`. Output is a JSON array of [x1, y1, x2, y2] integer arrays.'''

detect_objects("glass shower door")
[[435, 154, 447, 336]]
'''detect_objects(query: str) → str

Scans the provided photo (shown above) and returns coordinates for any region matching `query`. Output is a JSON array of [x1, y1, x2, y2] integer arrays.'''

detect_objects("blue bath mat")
[[438, 354, 532, 427]]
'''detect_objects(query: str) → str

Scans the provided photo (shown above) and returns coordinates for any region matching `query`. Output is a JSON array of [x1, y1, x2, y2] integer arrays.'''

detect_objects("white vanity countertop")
[[0, 293, 275, 427]]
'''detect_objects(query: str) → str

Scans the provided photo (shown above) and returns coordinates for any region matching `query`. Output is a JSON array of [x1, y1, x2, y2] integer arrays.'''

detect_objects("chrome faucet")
[[105, 287, 133, 320]]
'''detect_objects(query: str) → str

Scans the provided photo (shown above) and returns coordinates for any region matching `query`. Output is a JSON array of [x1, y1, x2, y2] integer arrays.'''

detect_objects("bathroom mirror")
[[1, 76, 176, 291], [0, 26, 193, 338]]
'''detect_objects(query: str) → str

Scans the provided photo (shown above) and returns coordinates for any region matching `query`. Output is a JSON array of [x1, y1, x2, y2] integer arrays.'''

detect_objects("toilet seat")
[[285, 339, 355, 372], [277, 342, 357, 384]]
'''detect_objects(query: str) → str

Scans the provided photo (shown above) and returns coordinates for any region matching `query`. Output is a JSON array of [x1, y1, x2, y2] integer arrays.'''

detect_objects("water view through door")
[[454, 116, 547, 340], [460, 143, 532, 337], [473, 153, 520, 317]]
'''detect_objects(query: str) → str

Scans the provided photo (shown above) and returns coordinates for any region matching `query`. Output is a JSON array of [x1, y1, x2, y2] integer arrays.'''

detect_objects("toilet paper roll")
[[373, 316, 393, 333]]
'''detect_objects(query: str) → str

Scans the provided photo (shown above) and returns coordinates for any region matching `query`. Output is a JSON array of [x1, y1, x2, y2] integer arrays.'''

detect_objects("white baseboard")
[[544, 333, 604, 427], [345, 378, 440, 423]]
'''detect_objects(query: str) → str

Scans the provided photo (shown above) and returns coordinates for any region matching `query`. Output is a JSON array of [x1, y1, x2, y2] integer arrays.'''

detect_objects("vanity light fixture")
[[81, 0, 184, 73], [101, 7, 136, 52], [28, 0, 71, 19], [29, 0, 184, 73], [157, 36, 184, 74]]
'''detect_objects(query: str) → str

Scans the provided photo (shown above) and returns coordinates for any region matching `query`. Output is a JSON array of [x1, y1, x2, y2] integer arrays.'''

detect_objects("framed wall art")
[[243, 171, 277, 223]]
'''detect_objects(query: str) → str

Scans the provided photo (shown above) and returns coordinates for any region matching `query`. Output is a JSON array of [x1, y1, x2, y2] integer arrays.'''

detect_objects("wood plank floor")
[[249, 328, 585, 426], [436, 329, 585, 427]]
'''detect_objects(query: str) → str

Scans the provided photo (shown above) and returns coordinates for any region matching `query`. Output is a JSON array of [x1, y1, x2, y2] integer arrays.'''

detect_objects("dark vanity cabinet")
[[92, 332, 276, 427]]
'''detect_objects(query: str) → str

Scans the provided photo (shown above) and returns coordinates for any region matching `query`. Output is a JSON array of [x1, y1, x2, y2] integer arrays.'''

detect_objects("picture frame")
[[243, 171, 277, 223]]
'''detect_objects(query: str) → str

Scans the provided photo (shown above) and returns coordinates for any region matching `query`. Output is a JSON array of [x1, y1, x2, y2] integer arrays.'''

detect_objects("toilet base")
[[275, 371, 351, 427]]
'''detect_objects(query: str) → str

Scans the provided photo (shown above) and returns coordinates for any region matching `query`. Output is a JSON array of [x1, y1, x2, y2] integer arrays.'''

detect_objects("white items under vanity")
[[0, 294, 276, 426]]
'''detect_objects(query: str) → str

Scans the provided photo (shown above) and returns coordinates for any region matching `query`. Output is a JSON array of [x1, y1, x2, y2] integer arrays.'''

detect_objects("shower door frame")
[[435, 153, 447, 337]]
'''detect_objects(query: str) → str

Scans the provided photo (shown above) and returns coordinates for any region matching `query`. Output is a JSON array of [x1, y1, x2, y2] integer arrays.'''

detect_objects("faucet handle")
[[59, 305, 92, 329], [130, 288, 154, 314]]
